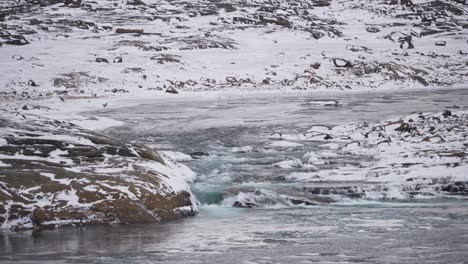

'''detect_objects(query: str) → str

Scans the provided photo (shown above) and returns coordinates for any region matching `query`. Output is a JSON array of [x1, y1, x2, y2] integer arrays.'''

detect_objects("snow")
[[161, 151, 193, 162], [56, 188, 81, 207], [231, 146, 254, 153], [269, 140, 304, 148]]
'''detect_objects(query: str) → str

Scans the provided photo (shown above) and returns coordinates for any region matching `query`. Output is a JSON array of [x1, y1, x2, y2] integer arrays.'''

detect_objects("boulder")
[[0, 112, 198, 230]]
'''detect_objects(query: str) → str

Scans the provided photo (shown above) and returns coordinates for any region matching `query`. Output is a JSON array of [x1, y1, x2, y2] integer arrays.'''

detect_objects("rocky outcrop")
[[0, 111, 198, 230], [229, 189, 334, 208]]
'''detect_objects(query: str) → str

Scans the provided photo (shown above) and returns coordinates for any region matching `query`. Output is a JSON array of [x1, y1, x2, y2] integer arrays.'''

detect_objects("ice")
[[269, 140, 304, 148]]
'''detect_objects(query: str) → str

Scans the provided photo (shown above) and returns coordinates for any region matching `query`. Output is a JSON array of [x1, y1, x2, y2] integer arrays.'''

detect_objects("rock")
[[435, 41, 447, 46], [401, 0, 414, 6], [442, 110, 452, 118], [95, 58, 109, 63], [366, 26, 381, 33], [310, 30, 326, 40], [189, 151, 209, 158], [442, 182, 468, 195], [0, 112, 198, 230], [27, 80, 38, 87], [230, 189, 324, 208], [4, 36, 29, 46], [127, 0, 146, 6], [113, 56, 123, 63], [332, 58, 353, 68], [310, 63, 321, 69], [399, 35, 414, 49], [165, 87, 179, 94], [115, 28, 144, 34], [411, 75, 429, 86], [150, 54, 181, 64]]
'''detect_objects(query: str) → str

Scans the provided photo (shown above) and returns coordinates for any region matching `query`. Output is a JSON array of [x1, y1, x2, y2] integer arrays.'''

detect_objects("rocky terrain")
[[0, 0, 467, 107], [0, 110, 198, 230], [228, 109, 468, 207]]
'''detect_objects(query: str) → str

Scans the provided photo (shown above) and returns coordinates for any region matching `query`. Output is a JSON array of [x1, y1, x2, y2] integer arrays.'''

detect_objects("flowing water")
[[1, 89, 468, 263]]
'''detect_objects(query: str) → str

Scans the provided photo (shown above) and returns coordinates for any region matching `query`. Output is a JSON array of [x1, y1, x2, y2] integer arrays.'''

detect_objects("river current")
[[1, 89, 467, 263]]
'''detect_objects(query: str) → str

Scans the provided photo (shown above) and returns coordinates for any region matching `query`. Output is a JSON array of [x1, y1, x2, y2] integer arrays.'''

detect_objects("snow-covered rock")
[[0, 111, 198, 230]]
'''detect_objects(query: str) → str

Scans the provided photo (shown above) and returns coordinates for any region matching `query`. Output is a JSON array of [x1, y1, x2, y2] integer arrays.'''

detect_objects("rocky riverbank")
[[0, 0, 467, 108], [0, 110, 198, 230]]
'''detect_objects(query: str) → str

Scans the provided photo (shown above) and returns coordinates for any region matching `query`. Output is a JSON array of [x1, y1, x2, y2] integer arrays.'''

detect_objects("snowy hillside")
[[0, 0, 467, 106]]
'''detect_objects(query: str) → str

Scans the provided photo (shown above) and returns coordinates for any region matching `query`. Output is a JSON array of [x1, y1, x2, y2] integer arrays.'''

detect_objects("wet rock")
[[115, 28, 144, 34], [189, 151, 209, 158], [127, 0, 146, 6], [231, 189, 323, 208]]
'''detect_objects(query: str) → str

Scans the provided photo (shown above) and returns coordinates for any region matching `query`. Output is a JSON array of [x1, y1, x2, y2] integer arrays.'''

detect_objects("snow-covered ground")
[[1, 0, 467, 112]]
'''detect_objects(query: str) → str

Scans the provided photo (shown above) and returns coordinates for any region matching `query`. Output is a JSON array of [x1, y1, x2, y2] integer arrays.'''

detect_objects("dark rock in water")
[[165, 87, 179, 94], [190, 151, 209, 158], [0, 13, 6, 22], [0, 112, 197, 230], [435, 41, 447, 46], [230, 189, 325, 208], [115, 28, 144, 34], [95, 58, 109, 63], [127, 0, 146, 6]]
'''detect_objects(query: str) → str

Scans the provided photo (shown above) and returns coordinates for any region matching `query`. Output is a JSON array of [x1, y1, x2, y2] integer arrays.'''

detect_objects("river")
[[1, 89, 468, 263]]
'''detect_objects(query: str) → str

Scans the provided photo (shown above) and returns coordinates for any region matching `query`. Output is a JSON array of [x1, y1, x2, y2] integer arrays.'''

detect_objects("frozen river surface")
[[1, 89, 468, 263]]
